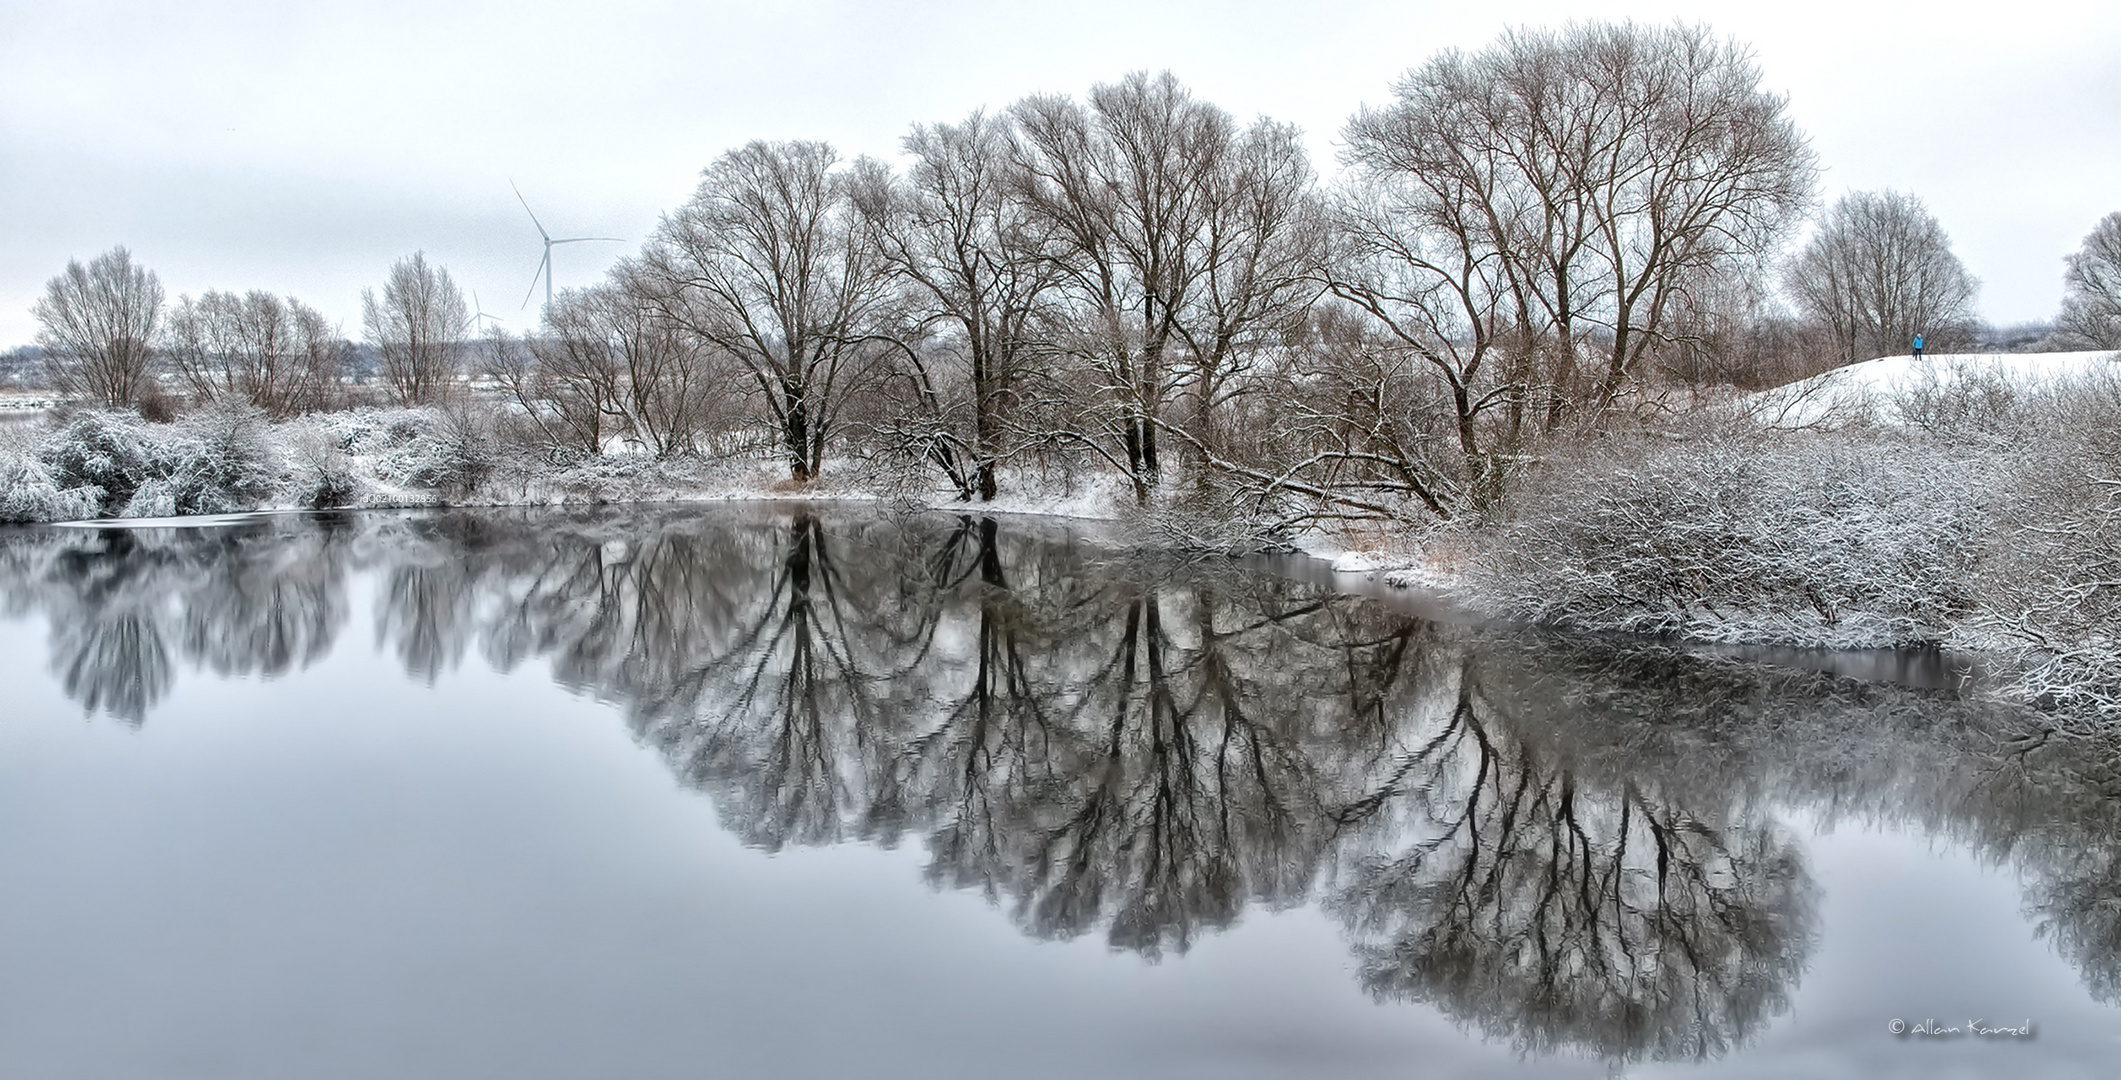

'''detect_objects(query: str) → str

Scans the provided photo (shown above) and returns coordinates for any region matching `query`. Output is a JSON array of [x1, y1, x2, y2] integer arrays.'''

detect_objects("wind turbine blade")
[[550, 236, 625, 245], [511, 179, 549, 241], [520, 251, 550, 310]]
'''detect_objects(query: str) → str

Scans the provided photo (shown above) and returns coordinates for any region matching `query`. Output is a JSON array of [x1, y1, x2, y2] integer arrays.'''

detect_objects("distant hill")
[[0, 346, 45, 389]]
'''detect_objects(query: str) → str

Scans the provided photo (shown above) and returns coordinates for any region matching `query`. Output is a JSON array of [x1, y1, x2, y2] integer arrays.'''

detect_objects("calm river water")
[[1, 507, 2115, 1079]]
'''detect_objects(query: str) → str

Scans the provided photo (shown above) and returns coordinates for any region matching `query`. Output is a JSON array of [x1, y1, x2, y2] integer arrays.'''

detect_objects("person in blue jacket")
[[1912, 333, 1925, 358]]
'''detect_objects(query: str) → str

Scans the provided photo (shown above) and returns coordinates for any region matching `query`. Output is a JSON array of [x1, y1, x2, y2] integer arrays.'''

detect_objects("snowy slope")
[[1747, 350, 2120, 428]]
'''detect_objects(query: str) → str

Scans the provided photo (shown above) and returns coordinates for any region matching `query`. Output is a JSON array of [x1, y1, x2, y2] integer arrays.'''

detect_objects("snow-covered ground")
[[1746, 350, 2120, 428], [0, 403, 1165, 529], [949, 472, 1133, 522]]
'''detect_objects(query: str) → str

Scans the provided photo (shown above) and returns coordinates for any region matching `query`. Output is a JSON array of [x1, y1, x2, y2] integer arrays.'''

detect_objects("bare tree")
[[1171, 115, 1329, 468], [1239, 303, 1461, 521], [862, 110, 1063, 500], [1008, 78, 1208, 498], [643, 141, 894, 483], [1566, 24, 1814, 398], [500, 274, 732, 458], [1008, 71, 1325, 502], [2056, 211, 2121, 349], [1335, 81, 1528, 499], [33, 246, 165, 409], [165, 290, 347, 416], [362, 252, 469, 406], [489, 304, 619, 459], [1784, 190, 1978, 364], [1336, 21, 1815, 455]]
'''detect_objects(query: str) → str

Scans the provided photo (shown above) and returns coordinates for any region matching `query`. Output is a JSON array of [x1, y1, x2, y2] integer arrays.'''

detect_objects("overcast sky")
[[3, 0, 2116, 348]]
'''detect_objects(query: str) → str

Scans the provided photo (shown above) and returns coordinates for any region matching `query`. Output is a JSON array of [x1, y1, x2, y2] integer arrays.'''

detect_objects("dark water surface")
[[1, 507, 2116, 1079]]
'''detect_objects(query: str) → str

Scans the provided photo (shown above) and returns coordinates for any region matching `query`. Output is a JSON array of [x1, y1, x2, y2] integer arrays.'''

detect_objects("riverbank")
[[3, 360, 2116, 727], [1436, 357, 2120, 726]]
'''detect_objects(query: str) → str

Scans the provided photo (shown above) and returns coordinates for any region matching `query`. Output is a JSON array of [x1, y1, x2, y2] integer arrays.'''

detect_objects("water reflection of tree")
[[1964, 734, 2121, 1006], [1497, 637, 2121, 1015], [644, 513, 919, 849], [182, 523, 346, 678], [897, 516, 1063, 913], [0, 510, 1827, 1059], [44, 531, 175, 723], [1329, 656, 1815, 1063], [865, 517, 1431, 957], [348, 508, 894, 848], [983, 585, 1302, 955], [20, 507, 2121, 1063]]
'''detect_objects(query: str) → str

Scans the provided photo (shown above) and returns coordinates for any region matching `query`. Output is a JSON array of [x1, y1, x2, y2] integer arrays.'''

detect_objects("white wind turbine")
[[513, 181, 622, 313], [467, 290, 505, 336]]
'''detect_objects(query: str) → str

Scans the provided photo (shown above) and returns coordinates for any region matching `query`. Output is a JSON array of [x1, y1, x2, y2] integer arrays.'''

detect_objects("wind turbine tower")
[[467, 290, 505, 336], [513, 181, 622, 313]]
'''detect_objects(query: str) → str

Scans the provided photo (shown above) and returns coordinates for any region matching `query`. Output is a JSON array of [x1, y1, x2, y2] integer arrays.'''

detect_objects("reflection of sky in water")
[[0, 508, 2116, 1078]]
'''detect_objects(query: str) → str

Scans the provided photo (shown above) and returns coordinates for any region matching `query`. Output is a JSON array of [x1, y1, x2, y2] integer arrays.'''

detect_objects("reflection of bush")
[[53, 609, 170, 724], [1979, 739, 2121, 1007], [0, 517, 352, 721], [1481, 635, 2121, 1016]]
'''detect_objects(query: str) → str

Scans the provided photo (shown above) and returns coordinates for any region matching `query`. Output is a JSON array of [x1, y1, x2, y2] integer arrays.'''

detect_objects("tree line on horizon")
[[21, 21, 2121, 518]]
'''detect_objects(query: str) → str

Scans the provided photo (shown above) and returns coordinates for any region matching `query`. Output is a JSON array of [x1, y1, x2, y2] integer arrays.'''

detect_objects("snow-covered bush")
[[1466, 430, 1990, 648], [1122, 479, 1304, 555], [118, 476, 179, 518], [339, 406, 505, 499], [282, 423, 362, 509], [163, 402, 283, 515], [1973, 371, 2121, 723], [36, 409, 160, 515], [0, 448, 100, 523], [401, 407, 499, 497], [1448, 362, 2121, 724], [1895, 360, 2021, 437]]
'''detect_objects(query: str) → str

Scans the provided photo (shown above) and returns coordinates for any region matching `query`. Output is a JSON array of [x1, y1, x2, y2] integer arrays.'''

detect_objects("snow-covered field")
[[1746, 350, 2120, 428]]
